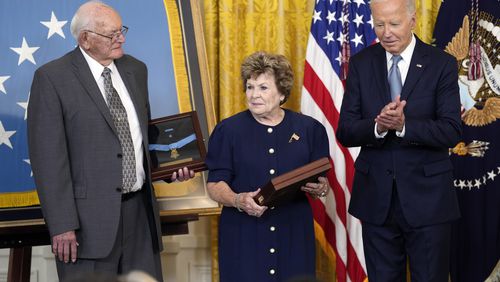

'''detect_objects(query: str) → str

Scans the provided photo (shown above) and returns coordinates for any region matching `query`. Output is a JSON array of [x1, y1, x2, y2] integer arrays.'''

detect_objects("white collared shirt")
[[374, 35, 416, 139], [385, 34, 416, 86], [80, 47, 145, 191]]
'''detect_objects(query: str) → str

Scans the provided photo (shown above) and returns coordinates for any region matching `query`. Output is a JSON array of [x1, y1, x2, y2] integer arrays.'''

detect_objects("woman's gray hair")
[[70, 1, 112, 39], [240, 51, 294, 105]]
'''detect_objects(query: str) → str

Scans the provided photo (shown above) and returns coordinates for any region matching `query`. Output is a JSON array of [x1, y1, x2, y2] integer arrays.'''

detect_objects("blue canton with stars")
[[311, 0, 377, 74], [0, 2, 76, 195], [0, 1, 180, 201]]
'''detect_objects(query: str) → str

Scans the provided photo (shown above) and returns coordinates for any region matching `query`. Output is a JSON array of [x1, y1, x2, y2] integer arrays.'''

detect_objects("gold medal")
[[170, 148, 180, 159]]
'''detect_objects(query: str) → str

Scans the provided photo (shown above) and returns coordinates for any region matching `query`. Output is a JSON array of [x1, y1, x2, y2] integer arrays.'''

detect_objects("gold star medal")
[[170, 148, 180, 159]]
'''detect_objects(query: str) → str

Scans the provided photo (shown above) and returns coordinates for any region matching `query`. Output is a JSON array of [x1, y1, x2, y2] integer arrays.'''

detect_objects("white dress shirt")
[[80, 47, 145, 191]]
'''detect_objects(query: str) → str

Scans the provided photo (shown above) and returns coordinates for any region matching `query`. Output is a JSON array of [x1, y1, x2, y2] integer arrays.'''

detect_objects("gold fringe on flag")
[[163, 0, 192, 112], [0, 190, 40, 208], [314, 220, 337, 281]]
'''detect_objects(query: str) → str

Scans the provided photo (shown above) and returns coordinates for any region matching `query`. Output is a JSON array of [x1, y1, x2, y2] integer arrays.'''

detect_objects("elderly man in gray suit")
[[27, 2, 193, 281]]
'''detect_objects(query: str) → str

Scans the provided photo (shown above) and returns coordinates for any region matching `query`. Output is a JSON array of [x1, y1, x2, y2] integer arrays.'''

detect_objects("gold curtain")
[[203, 0, 316, 120], [414, 0, 442, 44], [203, 1, 442, 281], [203, 0, 441, 120]]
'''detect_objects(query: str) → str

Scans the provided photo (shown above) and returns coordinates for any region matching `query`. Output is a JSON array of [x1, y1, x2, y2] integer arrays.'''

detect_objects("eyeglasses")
[[84, 26, 128, 42]]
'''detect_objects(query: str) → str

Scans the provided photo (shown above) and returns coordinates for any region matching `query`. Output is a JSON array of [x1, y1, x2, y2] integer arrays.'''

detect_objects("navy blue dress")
[[206, 109, 329, 282]]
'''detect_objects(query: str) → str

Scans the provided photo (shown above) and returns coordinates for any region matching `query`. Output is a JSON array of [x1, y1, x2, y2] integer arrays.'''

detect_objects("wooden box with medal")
[[148, 111, 207, 181]]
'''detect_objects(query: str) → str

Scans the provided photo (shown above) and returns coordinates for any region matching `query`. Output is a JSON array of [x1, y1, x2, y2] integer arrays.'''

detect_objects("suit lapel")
[[401, 38, 428, 101], [115, 59, 149, 144], [71, 48, 117, 135], [371, 44, 391, 104]]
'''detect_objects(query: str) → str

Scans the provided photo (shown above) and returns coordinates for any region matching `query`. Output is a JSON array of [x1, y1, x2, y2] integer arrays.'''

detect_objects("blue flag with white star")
[[0, 1, 183, 208], [433, 1, 500, 280]]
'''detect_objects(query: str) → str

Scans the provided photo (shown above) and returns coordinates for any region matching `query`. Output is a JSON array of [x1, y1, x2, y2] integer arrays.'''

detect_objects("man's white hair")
[[70, 0, 114, 39], [370, 0, 416, 15]]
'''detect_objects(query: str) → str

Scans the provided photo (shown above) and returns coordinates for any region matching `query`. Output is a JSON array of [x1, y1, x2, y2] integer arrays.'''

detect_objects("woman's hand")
[[301, 176, 329, 199], [234, 188, 268, 217]]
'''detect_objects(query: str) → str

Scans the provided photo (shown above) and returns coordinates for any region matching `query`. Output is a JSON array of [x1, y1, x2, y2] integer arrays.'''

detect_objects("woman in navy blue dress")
[[206, 51, 330, 281]]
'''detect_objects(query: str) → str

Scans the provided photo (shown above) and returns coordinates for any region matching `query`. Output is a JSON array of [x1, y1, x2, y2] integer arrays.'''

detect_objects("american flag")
[[301, 0, 377, 281], [0, 1, 181, 208]]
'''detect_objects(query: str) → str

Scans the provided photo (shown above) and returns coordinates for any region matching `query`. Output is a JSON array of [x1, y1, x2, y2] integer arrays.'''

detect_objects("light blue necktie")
[[388, 55, 402, 101]]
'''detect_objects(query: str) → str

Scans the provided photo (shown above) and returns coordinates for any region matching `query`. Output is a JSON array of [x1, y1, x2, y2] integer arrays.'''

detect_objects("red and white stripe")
[[301, 33, 367, 282]]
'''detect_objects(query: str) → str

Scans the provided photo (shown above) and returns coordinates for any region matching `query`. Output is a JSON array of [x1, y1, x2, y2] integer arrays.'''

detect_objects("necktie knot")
[[392, 55, 402, 65], [102, 67, 111, 81], [102, 67, 111, 76]]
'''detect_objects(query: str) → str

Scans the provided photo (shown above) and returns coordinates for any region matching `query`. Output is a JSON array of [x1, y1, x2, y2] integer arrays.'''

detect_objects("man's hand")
[[375, 96, 406, 132], [171, 167, 195, 182], [52, 230, 78, 263]]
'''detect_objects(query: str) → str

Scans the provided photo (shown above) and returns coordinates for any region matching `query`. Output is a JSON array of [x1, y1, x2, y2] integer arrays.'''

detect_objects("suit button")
[[117, 153, 123, 158], [116, 187, 123, 192], [386, 169, 393, 175]]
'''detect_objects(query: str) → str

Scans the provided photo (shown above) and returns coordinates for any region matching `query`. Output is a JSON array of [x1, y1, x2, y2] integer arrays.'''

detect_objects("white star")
[[457, 180, 466, 189], [335, 51, 342, 64], [466, 180, 473, 190], [24, 159, 33, 177], [353, 13, 364, 28], [323, 30, 335, 44], [312, 10, 322, 24], [487, 170, 497, 181], [17, 92, 30, 120], [0, 76, 10, 94], [326, 10, 337, 25], [474, 179, 482, 189], [367, 16, 374, 29], [10, 37, 40, 65], [0, 121, 16, 149], [337, 32, 346, 44], [351, 32, 364, 47], [353, 0, 366, 7], [338, 12, 348, 27], [40, 11, 67, 39]]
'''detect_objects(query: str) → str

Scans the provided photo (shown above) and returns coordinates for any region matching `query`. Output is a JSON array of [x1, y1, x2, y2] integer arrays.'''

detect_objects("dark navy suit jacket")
[[337, 37, 462, 227]]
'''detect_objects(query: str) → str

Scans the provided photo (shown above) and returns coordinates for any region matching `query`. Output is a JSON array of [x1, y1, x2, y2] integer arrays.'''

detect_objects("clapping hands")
[[375, 96, 406, 133]]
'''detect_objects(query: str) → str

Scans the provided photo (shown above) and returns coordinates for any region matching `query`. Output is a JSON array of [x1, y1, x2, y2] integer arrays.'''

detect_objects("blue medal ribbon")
[[149, 133, 196, 152]]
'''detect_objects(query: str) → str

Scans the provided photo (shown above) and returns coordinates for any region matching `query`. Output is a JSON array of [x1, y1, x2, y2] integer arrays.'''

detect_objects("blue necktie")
[[388, 55, 402, 101]]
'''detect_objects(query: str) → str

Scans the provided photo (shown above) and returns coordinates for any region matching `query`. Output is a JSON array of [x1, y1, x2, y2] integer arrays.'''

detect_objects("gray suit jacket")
[[28, 48, 162, 258]]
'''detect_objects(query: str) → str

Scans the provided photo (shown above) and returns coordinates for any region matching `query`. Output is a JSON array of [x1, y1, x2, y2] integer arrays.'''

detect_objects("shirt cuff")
[[374, 123, 388, 138], [396, 124, 406, 137]]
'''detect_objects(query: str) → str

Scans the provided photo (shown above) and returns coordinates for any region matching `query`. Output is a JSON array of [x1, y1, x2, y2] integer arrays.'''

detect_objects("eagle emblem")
[[444, 12, 500, 127]]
